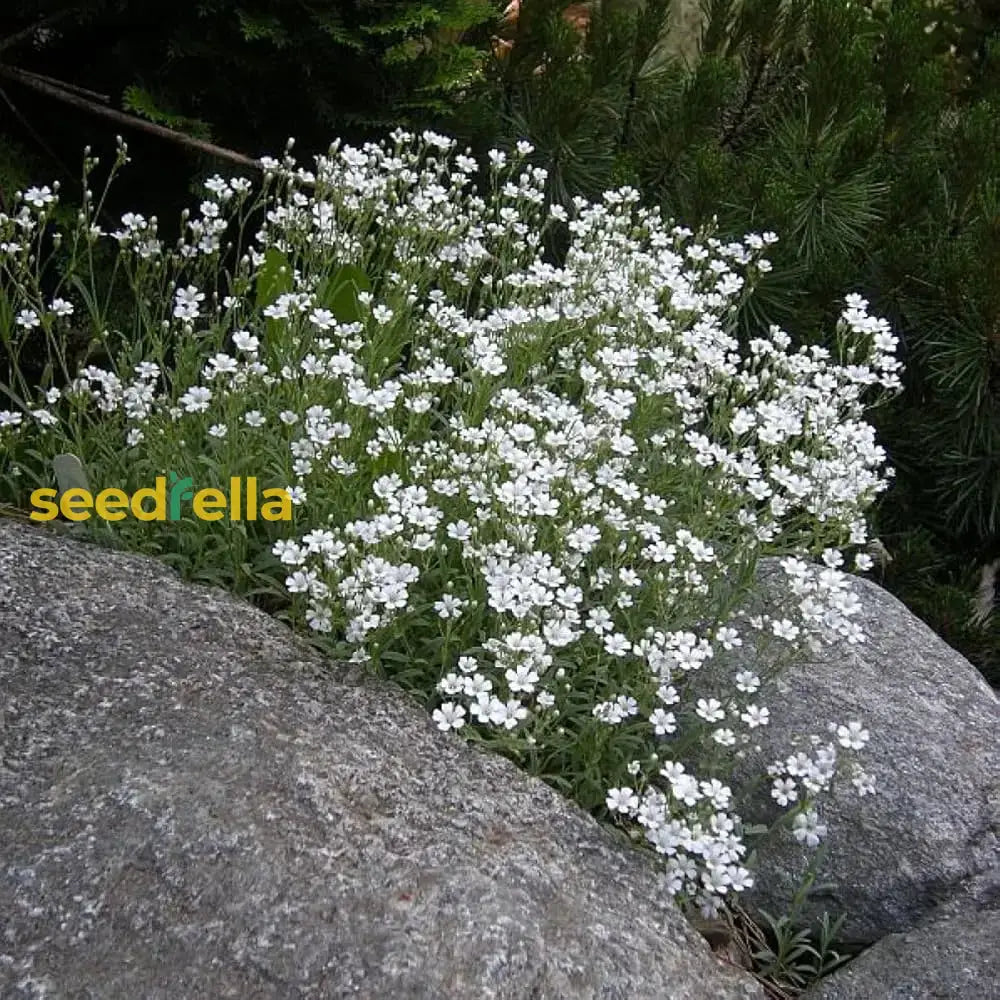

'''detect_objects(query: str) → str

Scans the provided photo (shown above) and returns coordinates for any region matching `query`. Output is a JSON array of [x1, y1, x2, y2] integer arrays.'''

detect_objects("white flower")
[[604, 632, 631, 657], [434, 594, 466, 620], [463, 673, 492, 699], [771, 618, 800, 641], [586, 606, 614, 634], [606, 787, 638, 814], [272, 539, 305, 566], [792, 809, 827, 848], [173, 284, 205, 320], [740, 705, 770, 728], [285, 570, 315, 593], [657, 684, 680, 706], [179, 386, 212, 413], [505, 663, 540, 693], [24, 185, 55, 208], [771, 777, 797, 806], [232, 329, 259, 353], [650, 708, 677, 735], [433, 702, 466, 732], [436, 672, 464, 696], [715, 626, 741, 650], [837, 720, 870, 750], [734, 670, 760, 693], [31, 410, 59, 427], [851, 770, 877, 796], [491, 699, 528, 730], [696, 698, 725, 724]]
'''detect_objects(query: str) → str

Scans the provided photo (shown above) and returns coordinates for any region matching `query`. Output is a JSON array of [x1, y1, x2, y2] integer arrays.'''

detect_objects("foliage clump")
[[3, 134, 894, 937]]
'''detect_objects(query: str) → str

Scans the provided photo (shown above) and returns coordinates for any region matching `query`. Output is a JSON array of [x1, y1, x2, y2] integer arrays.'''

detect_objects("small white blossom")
[[606, 787, 638, 814], [792, 809, 828, 848], [837, 720, 871, 750], [433, 702, 466, 732]]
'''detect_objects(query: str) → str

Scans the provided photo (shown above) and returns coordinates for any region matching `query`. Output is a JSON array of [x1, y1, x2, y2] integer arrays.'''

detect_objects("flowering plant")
[[1, 130, 901, 919]]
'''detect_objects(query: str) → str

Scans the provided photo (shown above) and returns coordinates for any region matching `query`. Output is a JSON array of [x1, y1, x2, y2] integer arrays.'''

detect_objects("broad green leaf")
[[318, 264, 371, 324], [255, 248, 294, 309], [53, 453, 91, 495]]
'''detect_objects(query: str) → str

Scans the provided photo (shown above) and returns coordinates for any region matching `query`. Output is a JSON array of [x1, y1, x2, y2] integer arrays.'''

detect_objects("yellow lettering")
[[246, 477, 258, 519], [192, 488, 226, 521], [95, 488, 129, 521], [261, 489, 293, 522], [230, 476, 241, 520], [29, 488, 59, 521], [61, 487, 93, 521], [131, 476, 167, 521]]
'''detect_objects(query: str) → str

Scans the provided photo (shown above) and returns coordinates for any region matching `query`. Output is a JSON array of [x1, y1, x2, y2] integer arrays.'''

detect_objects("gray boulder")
[[0, 520, 765, 1000], [724, 560, 1000, 946], [802, 907, 1000, 1000]]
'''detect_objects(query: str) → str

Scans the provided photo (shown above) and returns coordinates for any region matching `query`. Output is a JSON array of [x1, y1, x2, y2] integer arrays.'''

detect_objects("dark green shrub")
[[1, 1, 499, 152]]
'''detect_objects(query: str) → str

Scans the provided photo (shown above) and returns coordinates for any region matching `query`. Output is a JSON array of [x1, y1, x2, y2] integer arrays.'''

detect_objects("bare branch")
[[0, 63, 263, 172], [19, 68, 110, 104]]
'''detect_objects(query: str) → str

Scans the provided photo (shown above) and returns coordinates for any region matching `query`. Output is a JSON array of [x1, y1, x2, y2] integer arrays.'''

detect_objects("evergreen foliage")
[[0, 1, 499, 159]]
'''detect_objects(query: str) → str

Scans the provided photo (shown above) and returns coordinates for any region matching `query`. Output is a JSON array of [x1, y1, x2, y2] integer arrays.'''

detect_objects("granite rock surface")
[[0, 521, 764, 1000]]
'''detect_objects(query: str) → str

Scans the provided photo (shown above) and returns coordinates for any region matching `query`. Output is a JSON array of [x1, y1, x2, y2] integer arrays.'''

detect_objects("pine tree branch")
[[620, 73, 637, 153], [0, 63, 264, 172], [719, 47, 770, 151], [620, 17, 644, 157]]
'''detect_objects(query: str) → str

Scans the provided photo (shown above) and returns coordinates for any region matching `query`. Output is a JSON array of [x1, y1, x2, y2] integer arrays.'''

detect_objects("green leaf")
[[122, 85, 212, 140], [318, 264, 371, 324], [255, 248, 294, 309], [378, 651, 415, 664], [236, 10, 290, 47], [362, 6, 440, 36], [53, 453, 91, 495]]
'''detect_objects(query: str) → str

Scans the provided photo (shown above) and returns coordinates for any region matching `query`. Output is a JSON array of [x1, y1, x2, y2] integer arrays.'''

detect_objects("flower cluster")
[[0, 130, 895, 917]]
